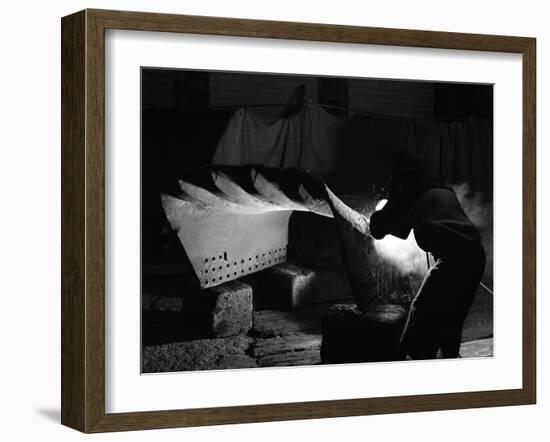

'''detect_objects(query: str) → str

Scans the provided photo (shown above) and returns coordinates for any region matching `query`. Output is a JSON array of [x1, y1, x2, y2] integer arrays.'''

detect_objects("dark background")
[[141, 69, 493, 292]]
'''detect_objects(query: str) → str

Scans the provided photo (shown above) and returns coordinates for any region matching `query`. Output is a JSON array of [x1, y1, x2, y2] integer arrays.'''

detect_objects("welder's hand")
[[369, 210, 388, 239]]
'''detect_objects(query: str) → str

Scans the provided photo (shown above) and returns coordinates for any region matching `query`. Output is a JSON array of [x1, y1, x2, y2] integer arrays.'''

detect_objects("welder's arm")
[[369, 210, 389, 239], [370, 205, 413, 240]]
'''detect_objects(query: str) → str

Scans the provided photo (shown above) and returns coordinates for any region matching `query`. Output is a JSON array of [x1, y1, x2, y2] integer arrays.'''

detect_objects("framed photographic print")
[[61, 9, 536, 433]]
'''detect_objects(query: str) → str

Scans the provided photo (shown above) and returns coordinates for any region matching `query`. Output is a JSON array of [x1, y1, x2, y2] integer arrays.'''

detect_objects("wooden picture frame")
[[61, 8, 536, 433]]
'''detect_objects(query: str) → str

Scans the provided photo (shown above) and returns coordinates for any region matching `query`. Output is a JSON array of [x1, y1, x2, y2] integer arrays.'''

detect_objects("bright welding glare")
[[375, 198, 388, 211], [370, 198, 426, 275], [374, 230, 427, 275]]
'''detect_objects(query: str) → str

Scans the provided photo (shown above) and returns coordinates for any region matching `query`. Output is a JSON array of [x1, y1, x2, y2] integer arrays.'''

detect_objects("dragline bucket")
[[161, 165, 379, 310]]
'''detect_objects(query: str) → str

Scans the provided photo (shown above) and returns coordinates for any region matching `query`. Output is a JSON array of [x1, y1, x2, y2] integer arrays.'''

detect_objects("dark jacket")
[[370, 186, 481, 258]]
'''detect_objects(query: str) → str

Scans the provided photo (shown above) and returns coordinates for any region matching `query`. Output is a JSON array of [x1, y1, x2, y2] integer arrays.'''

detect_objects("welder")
[[369, 159, 486, 360]]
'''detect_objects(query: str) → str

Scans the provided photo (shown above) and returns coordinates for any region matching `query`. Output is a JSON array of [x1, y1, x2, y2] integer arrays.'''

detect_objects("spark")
[[375, 198, 388, 211]]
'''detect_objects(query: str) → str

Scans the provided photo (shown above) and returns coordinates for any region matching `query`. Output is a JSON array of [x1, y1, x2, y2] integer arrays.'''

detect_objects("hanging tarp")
[[212, 103, 344, 181], [211, 104, 492, 197]]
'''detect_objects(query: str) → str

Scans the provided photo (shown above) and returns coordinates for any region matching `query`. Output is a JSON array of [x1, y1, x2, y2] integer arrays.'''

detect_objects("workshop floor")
[[142, 283, 493, 372]]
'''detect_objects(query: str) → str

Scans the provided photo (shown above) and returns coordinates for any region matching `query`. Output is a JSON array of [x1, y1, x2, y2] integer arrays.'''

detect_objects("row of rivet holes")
[[202, 248, 286, 285]]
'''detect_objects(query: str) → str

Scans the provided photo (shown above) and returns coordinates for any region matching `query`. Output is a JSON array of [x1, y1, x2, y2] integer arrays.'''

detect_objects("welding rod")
[[479, 282, 494, 296]]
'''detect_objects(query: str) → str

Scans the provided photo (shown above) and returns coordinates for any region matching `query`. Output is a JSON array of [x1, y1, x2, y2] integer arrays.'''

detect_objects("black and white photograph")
[[3, 0, 544, 438], [141, 68, 494, 373]]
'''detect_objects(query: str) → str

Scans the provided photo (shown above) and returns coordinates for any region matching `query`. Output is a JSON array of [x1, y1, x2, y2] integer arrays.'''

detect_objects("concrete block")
[[251, 263, 316, 311], [321, 304, 407, 364]]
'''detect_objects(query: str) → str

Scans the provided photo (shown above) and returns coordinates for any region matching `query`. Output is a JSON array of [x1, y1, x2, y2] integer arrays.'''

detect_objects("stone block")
[[320, 304, 407, 364], [257, 350, 321, 367], [141, 292, 157, 310], [150, 295, 183, 312], [251, 334, 322, 358], [459, 337, 493, 358], [182, 280, 253, 338], [142, 335, 256, 373], [251, 263, 316, 311], [252, 309, 321, 337], [252, 333, 322, 367]]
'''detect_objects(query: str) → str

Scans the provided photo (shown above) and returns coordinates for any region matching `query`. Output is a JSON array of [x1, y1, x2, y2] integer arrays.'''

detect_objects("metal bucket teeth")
[[161, 165, 376, 309]]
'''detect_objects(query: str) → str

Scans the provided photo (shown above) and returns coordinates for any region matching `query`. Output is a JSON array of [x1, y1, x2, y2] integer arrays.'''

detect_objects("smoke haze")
[[372, 183, 493, 285]]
